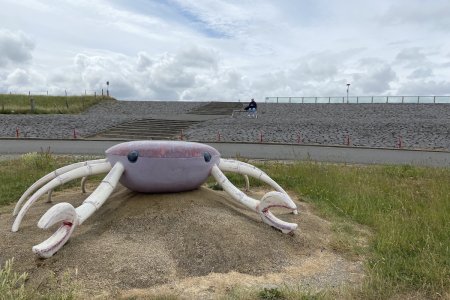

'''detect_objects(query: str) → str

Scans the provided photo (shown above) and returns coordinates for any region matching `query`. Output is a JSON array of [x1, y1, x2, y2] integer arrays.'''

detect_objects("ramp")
[[187, 102, 244, 115]]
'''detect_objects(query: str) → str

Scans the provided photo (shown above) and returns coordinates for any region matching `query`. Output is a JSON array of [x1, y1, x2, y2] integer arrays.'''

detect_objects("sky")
[[0, 0, 449, 101]]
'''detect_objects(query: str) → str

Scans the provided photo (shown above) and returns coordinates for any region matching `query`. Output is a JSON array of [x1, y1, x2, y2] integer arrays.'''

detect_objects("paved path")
[[1, 139, 449, 167]]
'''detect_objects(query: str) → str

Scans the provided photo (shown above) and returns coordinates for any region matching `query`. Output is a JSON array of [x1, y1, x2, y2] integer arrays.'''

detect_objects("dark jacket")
[[245, 100, 257, 110]]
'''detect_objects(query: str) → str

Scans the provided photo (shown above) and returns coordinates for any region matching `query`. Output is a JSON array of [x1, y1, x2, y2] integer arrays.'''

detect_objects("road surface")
[[1, 139, 449, 167]]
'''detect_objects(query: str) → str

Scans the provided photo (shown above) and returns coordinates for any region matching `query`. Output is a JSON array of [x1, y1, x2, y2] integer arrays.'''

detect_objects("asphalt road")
[[1, 139, 449, 167]]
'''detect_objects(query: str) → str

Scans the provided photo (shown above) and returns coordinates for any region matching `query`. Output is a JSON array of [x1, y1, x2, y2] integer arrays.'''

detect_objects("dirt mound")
[[0, 185, 364, 298]]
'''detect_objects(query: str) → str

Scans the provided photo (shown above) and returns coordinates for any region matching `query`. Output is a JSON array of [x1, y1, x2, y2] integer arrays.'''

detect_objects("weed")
[[258, 287, 285, 299], [0, 259, 28, 300]]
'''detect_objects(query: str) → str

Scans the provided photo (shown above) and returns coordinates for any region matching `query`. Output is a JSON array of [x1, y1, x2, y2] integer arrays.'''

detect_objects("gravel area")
[[187, 103, 450, 150], [1, 101, 449, 150]]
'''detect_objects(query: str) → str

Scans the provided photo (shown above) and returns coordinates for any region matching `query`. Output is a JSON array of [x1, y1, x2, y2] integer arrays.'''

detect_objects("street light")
[[346, 83, 350, 103]]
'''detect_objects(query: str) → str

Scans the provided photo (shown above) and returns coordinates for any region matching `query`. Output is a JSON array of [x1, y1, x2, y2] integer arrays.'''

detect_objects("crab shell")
[[105, 141, 220, 193]]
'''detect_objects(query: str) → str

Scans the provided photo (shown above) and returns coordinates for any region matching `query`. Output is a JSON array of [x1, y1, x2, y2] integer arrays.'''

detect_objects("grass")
[[0, 259, 78, 300], [261, 161, 450, 299], [0, 94, 114, 114], [0, 155, 449, 299]]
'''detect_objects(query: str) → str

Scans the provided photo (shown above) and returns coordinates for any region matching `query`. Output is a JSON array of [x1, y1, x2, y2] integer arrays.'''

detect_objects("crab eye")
[[127, 150, 139, 163], [203, 152, 211, 162]]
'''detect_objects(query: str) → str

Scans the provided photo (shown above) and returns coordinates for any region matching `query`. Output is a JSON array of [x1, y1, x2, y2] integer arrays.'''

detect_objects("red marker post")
[[180, 129, 184, 140], [344, 135, 351, 146], [397, 136, 403, 149]]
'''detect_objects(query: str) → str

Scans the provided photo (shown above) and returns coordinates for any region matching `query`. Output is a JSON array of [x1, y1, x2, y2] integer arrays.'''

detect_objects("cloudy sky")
[[1, 0, 449, 100]]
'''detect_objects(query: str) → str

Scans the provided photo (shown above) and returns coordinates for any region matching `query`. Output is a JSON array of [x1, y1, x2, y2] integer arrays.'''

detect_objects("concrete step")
[[87, 118, 201, 140]]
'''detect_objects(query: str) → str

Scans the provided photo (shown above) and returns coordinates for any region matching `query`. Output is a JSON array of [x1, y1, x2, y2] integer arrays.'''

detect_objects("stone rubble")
[[1, 101, 449, 151]]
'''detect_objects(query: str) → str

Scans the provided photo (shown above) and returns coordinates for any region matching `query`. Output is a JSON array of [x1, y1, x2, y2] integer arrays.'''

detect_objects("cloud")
[[382, 1, 450, 30], [407, 67, 433, 79], [353, 61, 397, 94], [395, 47, 428, 67], [136, 52, 153, 72], [0, 29, 35, 67], [3, 68, 45, 93], [397, 80, 450, 95]]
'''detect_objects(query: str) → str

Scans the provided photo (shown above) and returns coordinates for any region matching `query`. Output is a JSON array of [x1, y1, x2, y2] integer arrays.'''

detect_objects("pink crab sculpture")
[[12, 141, 298, 258]]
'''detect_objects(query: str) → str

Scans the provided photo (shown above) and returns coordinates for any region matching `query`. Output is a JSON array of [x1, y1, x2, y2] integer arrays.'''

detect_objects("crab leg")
[[218, 159, 288, 194], [81, 176, 88, 193], [219, 159, 298, 214], [13, 159, 107, 216], [12, 161, 111, 232], [211, 164, 298, 234], [32, 162, 125, 258]]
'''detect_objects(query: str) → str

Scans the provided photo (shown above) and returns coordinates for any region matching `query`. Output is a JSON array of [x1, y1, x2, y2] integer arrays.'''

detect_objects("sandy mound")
[[0, 184, 364, 298]]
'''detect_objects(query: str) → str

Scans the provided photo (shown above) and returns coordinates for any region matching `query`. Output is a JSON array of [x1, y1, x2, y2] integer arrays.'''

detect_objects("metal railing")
[[265, 96, 450, 104]]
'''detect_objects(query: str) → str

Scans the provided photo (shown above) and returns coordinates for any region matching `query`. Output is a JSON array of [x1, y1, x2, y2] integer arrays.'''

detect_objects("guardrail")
[[265, 96, 450, 104]]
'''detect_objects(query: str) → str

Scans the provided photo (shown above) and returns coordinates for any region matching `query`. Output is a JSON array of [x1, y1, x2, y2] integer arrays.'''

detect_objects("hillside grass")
[[0, 154, 449, 299], [0, 94, 114, 114]]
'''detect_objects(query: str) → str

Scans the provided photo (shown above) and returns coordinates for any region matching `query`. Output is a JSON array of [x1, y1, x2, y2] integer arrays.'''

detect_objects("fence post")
[[315, 97, 317, 104], [433, 96, 436, 103], [65, 90, 69, 108], [30, 97, 35, 113], [357, 96, 359, 104], [342, 97, 344, 104], [302, 97, 304, 104], [276, 97, 279, 104], [289, 97, 291, 103], [417, 96, 420, 104], [328, 97, 331, 104]]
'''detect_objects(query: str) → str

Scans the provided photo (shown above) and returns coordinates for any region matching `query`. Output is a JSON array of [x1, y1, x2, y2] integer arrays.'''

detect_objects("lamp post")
[[106, 81, 109, 97], [346, 83, 350, 103]]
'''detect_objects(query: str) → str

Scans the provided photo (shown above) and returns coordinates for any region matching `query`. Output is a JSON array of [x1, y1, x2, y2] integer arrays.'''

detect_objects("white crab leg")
[[211, 165, 298, 234], [46, 190, 53, 203], [11, 161, 111, 232], [243, 174, 250, 192], [32, 162, 124, 258], [218, 159, 288, 194], [75, 162, 124, 224], [13, 159, 107, 216], [219, 159, 298, 214], [81, 176, 88, 193]]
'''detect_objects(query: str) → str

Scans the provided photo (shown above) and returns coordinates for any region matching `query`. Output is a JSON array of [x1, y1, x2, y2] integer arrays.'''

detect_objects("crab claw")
[[258, 191, 298, 234], [32, 203, 78, 258]]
